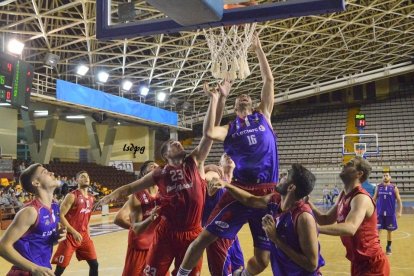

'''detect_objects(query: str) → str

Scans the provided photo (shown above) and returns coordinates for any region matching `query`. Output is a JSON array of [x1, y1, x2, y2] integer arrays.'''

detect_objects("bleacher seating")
[[359, 94, 414, 164], [44, 161, 136, 190]]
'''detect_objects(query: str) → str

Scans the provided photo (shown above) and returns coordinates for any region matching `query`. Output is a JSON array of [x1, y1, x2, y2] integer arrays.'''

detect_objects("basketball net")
[[203, 23, 256, 81], [354, 143, 367, 158]]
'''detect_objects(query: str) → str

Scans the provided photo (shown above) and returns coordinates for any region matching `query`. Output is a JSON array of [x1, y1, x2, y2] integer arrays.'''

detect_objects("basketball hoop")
[[203, 23, 257, 81], [354, 143, 367, 158]]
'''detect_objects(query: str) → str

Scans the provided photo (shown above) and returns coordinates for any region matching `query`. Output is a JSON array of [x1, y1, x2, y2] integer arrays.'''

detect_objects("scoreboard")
[[0, 52, 34, 110], [355, 113, 366, 128]]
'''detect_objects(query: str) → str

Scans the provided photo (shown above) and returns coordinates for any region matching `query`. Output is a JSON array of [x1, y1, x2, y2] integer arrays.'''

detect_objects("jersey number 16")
[[247, 135, 257, 146]]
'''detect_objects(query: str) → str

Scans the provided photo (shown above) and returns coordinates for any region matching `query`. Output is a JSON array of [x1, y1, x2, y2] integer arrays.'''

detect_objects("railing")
[[32, 72, 57, 97]]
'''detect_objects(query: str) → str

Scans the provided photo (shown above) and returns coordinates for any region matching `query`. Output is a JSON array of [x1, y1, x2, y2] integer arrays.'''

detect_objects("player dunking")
[[309, 157, 390, 276], [99, 82, 227, 275], [52, 171, 98, 276], [113, 161, 164, 276], [372, 170, 402, 255], [209, 163, 325, 275], [179, 35, 277, 276], [0, 164, 66, 276], [202, 154, 244, 275]]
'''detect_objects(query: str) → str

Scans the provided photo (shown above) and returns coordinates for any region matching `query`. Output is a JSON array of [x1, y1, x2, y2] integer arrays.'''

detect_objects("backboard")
[[97, 0, 346, 40], [342, 134, 379, 157]]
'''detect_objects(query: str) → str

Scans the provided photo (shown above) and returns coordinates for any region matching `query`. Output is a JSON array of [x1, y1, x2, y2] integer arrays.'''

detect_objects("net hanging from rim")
[[203, 23, 257, 81]]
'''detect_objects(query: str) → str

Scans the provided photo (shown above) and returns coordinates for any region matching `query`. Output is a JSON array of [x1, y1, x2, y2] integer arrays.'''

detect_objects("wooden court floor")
[[1, 213, 413, 275]]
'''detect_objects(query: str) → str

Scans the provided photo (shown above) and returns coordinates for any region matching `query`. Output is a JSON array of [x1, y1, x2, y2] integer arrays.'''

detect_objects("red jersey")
[[65, 190, 94, 233], [152, 156, 206, 230], [129, 190, 160, 250], [337, 186, 383, 262]]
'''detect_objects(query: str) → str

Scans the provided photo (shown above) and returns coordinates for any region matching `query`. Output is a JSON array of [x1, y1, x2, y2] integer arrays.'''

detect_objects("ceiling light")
[[139, 85, 149, 96], [157, 92, 166, 102], [97, 71, 109, 83], [44, 53, 60, 68], [76, 65, 89, 76], [122, 80, 133, 91], [0, 103, 11, 106], [7, 39, 24, 55], [66, 115, 86, 119], [34, 110, 49, 117]]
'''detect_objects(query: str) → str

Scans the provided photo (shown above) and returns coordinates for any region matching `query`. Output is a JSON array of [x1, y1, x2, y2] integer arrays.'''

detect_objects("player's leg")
[[52, 238, 77, 275], [179, 192, 248, 275], [241, 209, 271, 275], [145, 225, 175, 276], [172, 228, 204, 276], [86, 260, 98, 276], [74, 234, 98, 276], [385, 215, 398, 255], [177, 230, 218, 276], [206, 237, 235, 276], [229, 236, 245, 273]]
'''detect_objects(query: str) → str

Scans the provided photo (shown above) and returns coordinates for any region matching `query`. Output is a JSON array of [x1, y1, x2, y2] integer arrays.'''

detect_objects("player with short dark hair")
[[373, 171, 402, 255], [0, 163, 66, 276], [208, 163, 325, 275], [309, 157, 390, 275], [52, 171, 98, 276], [113, 160, 162, 276]]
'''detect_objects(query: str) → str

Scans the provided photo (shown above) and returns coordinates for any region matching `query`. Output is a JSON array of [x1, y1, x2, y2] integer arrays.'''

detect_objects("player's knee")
[[192, 231, 218, 251]]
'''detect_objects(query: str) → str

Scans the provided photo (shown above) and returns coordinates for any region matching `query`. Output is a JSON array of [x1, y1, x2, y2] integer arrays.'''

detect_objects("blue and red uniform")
[[267, 194, 325, 276], [337, 186, 390, 275], [206, 111, 278, 272], [144, 156, 206, 276], [203, 165, 244, 276], [7, 199, 60, 275], [122, 190, 161, 276], [376, 183, 398, 231], [52, 190, 96, 268]]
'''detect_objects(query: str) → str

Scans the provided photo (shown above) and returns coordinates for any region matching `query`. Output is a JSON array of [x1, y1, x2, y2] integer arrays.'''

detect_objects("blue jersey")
[[224, 111, 278, 184], [376, 183, 396, 217], [13, 199, 60, 269], [202, 188, 226, 226], [268, 194, 325, 276]]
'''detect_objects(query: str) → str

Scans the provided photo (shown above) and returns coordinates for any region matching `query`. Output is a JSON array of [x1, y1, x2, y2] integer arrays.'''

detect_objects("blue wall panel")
[[56, 80, 177, 126]]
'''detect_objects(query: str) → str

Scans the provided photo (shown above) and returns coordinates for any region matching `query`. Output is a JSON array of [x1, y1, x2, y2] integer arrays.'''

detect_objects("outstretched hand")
[[218, 79, 232, 98], [250, 33, 261, 52], [203, 82, 219, 99], [95, 191, 120, 211], [262, 214, 278, 244], [207, 177, 225, 196]]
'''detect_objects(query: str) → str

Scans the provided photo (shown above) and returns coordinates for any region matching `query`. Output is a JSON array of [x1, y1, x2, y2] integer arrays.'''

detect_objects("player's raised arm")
[[0, 207, 54, 275], [192, 82, 231, 166], [254, 35, 275, 124], [203, 82, 229, 142], [99, 172, 155, 206]]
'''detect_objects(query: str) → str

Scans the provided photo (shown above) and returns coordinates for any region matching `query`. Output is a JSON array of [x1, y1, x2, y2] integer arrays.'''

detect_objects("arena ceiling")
[[1, 0, 413, 120]]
